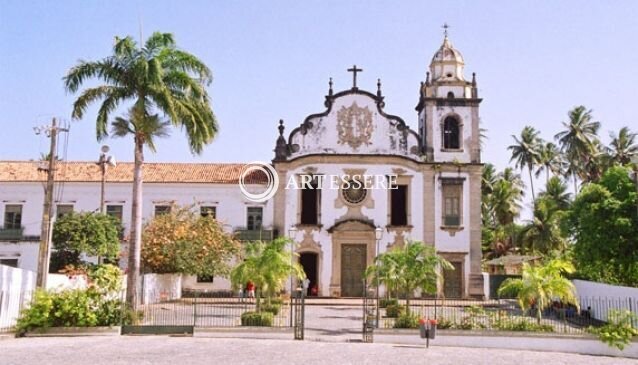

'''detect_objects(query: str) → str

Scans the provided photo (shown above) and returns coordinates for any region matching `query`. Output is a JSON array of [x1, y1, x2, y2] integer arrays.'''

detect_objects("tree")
[[567, 166, 638, 286], [142, 205, 240, 278], [606, 126, 638, 165], [535, 142, 563, 184], [554, 106, 601, 193], [51, 212, 121, 272], [539, 176, 571, 212], [508, 126, 541, 202], [365, 241, 452, 314], [230, 238, 305, 310], [490, 179, 523, 226], [498, 259, 578, 324], [520, 198, 567, 255], [64, 32, 218, 308]]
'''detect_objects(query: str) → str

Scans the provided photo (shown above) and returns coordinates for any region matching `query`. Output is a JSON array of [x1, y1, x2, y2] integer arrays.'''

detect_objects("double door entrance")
[[340, 244, 367, 297]]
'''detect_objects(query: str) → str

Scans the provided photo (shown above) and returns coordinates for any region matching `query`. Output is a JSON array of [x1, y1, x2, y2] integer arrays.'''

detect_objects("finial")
[[425, 71, 430, 86], [278, 119, 285, 136], [420, 81, 425, 97], [328, 77, 333, 96], [472, 72, 476, 86], [442, 22, 450, 38], [377, 78, 382, 97]]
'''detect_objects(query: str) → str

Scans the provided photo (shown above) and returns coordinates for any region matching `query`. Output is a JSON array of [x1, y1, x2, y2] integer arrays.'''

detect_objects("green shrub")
[[241, 311, 274, 326], [380, 298, 398, 308], [269, 298, 284, 306], [590, 310, 638, 350], [385, 304, 405, 318], [16, 291, 54, 333], [435, 316, 455, 329], [394, 313, 420, 329], [495, 319, 554, 332], [261, 303, 281, 315]]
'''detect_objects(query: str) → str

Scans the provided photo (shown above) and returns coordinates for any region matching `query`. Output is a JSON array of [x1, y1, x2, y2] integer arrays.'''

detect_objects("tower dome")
[[429, 34, 466, 82]]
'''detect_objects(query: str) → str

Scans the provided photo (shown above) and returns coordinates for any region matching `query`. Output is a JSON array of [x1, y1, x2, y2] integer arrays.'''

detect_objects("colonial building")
[[0, 34, 484, 298]]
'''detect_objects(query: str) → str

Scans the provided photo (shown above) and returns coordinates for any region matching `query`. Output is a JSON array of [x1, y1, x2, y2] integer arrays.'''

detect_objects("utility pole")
[[34, 118, 68, 288]]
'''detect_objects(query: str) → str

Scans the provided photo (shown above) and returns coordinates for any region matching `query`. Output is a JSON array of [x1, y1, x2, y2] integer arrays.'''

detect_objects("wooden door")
[[340, 244, 367, 297]]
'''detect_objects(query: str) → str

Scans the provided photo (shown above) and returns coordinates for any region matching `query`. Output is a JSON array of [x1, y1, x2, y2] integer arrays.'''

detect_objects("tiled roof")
[[0, 161, 268, 184]]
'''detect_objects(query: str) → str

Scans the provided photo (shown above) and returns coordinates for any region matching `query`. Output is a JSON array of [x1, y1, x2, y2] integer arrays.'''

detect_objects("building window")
[[3, 205, 22, 230], [300, 180, 319, 225], [0, 258, 19, 268], [442, 179, 463, 227], [390, 185, 408, 226], [447, 91, 455, 99], [443, 116, 461, 150], [246, 207, 263, 231], [154, 205, 171, 216], [106, 205, 123, 222], [200, 206, 217, 219], [196, 274, 214, 283], [56, 204, 73, 218]]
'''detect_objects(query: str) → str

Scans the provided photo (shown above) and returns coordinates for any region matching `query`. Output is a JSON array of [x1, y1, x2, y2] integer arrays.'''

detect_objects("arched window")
[[447, 91, 455, 99], [443, 117, 460, 149]]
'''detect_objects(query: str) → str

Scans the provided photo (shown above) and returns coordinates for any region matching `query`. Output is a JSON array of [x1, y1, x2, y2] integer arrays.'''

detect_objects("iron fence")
[[378, 297, 637, 334], [134, 291, 291, 328]]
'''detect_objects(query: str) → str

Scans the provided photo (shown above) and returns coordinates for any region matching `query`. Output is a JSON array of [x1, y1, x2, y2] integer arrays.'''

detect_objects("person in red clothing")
[[246, 281, 255, 298]]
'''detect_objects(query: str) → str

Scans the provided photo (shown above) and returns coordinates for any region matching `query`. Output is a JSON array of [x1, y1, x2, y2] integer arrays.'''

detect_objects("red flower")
[[419, 318, 426, 325]]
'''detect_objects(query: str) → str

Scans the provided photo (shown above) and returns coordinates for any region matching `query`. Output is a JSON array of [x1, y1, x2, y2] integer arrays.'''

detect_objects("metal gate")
[[362, 280, 376, 343], [292, 288, 305, 340]]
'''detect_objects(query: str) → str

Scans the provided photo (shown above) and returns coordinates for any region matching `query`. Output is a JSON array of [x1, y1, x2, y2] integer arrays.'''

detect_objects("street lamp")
[[97, 145, 116, 214], [288, 226, 298, 327], [631, 155, 638, 218], [374, 226, 383, 328]]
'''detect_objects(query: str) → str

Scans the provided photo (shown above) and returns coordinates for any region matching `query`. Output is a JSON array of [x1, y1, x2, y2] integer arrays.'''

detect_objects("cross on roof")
[[347, 65, 363, 89], [442, 22, 450, 37]]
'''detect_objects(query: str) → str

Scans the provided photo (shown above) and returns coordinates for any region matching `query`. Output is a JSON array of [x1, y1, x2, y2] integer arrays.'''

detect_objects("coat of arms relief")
[[336, 102, 374, 150]]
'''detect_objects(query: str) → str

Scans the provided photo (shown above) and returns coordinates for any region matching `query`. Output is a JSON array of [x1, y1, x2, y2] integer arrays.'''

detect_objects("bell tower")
[[416, 26, 481, 163]]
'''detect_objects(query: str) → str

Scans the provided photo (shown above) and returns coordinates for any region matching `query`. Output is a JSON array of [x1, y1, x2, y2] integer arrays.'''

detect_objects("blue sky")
[[1, 1, 637, 217]]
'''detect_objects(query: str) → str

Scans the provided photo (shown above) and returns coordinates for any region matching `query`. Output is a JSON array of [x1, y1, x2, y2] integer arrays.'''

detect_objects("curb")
[[24, 326, 121, 337]]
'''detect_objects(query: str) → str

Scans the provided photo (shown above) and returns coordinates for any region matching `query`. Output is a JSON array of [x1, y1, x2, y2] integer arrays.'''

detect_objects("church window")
[[300, 180, 319, 225], [247, 207, 263, 231], [3, 205, 22, 230], [342, 180, 367, 205], [390, 185, 408, 226], [442, 179, 463, 227], [447, 91, 455, 99], [443, 116, 461, 150]]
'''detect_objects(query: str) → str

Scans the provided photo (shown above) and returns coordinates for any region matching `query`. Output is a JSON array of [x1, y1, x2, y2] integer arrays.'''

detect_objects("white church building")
[[0, 34, 485, 298]]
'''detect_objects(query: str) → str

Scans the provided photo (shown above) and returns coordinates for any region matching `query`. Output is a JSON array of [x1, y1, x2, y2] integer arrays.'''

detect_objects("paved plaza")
[[2, 336, 635, 365]]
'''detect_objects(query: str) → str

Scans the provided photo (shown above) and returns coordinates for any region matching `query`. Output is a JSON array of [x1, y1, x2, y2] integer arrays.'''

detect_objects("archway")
[[299, 252, 318, 296]]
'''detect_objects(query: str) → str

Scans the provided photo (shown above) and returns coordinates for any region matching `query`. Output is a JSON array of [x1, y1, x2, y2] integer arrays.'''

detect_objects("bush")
[[590, 310, 638, 350], [394, 313, 420, 329], [241, 311, 274, 327], [385, 304, 405, 318], [380, 298, 398, 308], [435, 316, 455, 329], [494, 319, 553, 332], [269, 298, 284, 306], [261, 303, 281, 315]]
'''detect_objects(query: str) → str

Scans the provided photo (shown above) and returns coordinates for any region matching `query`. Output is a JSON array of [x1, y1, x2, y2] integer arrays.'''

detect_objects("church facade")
[[272, 34, 483, 298], [0, 34, 484, 298]]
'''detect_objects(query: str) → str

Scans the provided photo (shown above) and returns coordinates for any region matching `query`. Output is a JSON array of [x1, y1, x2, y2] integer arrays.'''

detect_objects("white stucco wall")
[[573, 279, 638, 322]]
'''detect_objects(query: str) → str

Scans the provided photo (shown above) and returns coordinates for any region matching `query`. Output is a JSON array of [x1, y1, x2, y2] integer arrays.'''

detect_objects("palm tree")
[[63, 32, 218, 308], [490, 179, 523, 226], [554, 106, 601, 193], [230, 238, 305, 310], [521, 199, 566, 255], [498, 259, 578, 324], [366, 241, 452, 314], [538, 176, 571, 211], [508, 126, 541, 202], [481, 163, 499, 227], [606, 126, 638, 165], [535, 142, 563, 184]]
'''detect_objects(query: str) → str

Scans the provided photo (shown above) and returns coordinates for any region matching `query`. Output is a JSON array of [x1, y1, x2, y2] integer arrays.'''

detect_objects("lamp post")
[[631, 155, 638, 218], [288, 226, 298, 327], [97, 145, 116, 214], [374, 226, 383, 328]]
